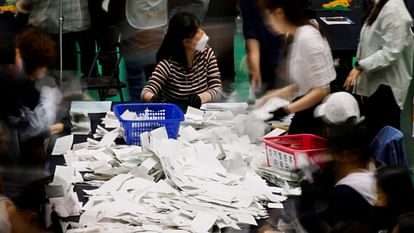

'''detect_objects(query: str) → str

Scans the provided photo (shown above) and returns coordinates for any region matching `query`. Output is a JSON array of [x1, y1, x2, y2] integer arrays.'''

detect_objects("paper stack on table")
[[51, 104, 298, 233]]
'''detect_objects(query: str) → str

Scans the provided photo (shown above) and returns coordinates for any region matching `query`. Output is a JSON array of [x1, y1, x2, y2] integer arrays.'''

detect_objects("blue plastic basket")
[[113, 103, 184, 145]]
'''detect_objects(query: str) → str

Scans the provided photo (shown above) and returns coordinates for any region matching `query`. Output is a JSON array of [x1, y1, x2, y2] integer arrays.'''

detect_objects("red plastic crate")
[[263, 134, 331, 171]]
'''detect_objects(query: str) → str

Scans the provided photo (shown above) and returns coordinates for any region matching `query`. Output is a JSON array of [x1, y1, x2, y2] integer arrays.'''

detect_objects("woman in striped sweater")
[[141, 12, 222, 111]]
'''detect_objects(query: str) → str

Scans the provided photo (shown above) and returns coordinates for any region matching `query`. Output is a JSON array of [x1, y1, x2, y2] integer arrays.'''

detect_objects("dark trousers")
[[359, 85, 401, 140], [289, 99, 324, 136], [89, 0, 120, 77], [51, 30, 98, 76]]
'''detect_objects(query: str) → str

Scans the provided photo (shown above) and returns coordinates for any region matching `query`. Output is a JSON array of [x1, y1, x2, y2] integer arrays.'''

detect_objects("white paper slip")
[[268, 203, 284, 209], [191, 212, 217, 233], [265, 128, 286, 137], [71, 101, 112, 114], [201, 102, 248, 112], [320, 16, 354, 25], [234, 214, 257, 225], [99, 128, 119, 147], [186, 106, 204, 121], [51, 166, 78, 192], [52, 134, 74, 155]]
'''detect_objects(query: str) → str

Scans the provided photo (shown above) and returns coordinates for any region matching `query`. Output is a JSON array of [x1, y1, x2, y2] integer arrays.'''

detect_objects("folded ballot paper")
[[53, 115, 296, 232]]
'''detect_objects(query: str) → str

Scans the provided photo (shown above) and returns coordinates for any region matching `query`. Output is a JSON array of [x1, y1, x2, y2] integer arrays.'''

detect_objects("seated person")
[[262, 92, 372, 233], [141, 12, 223, 111], [314, 92, 375, 228], [392, 212, 414, 233], [0, 177, 51, 233], [372, 166, 414, 232]]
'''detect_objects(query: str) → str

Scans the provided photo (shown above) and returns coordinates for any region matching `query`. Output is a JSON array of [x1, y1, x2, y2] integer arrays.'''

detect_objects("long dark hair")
[[258, 0, 326, 39], [376, 166, 414, 216], [362, 0, 389, 25], [258, 0, 309, 26], [156, 12, 200, 65], [324, 124, 372, 166]]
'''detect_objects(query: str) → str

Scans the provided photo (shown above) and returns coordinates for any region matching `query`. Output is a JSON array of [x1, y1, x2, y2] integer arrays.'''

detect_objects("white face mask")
[[195, 33, 209, 52]]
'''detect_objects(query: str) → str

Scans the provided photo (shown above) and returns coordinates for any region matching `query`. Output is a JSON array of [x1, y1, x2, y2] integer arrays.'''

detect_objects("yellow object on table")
[[322, 0, 351, 8], [0, 5, 16, 13]]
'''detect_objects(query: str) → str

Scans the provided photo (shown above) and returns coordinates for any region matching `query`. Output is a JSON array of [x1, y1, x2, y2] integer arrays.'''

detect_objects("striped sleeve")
[[205, 48, 223, 101], [142, 60, 170, 96]]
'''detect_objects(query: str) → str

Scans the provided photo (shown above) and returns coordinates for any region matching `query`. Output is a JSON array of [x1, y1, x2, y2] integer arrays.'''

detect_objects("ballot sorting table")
[[47, 104, 297, 233]]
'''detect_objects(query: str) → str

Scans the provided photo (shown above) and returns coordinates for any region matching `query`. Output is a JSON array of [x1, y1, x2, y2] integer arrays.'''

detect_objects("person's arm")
[[240, 0, 264, 92], [258, 84, 299, 105], [286, 86, 330, 113], [198, 48, 222, 103], [141, 60, 170, 102], [246, 39, 262, 91], [19, 86, 62, 141]]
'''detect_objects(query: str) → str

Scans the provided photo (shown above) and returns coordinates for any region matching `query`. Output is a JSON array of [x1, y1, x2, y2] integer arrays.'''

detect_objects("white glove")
[[18, 87, 63, 140], [39, 86, 63, 107]]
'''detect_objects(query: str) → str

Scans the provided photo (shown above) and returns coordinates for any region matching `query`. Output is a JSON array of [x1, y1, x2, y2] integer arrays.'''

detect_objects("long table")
[[47, 110, 286, 232], [310, 0, 364, 58]]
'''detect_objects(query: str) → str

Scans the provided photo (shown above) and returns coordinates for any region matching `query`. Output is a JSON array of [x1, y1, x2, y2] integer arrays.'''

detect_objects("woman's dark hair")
[[258, 0, 310, 26], [362, 0, 389, 25], [395, 212, 414, 233], [0, 36, 16, 65], [15, 27, 55, 75], [156, 12, 200, 64], [258, 0, 326, 38], [376, 166, 414, 215], [324, 124, 372, 166]]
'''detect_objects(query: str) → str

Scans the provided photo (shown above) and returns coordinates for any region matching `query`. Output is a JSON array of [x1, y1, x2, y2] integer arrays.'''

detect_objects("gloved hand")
[[188, 94, 202, 109], [40, 86, 63, 107], [267, 106, 289, 121], [150, 94, 167, 103]]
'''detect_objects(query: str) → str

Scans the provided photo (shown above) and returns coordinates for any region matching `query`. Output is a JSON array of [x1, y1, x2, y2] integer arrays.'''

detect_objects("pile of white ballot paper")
[[50, 107, 299, 233]]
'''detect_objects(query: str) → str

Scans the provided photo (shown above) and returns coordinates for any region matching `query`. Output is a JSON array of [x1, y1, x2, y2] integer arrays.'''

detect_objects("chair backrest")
[[370, 126, 409, 167]]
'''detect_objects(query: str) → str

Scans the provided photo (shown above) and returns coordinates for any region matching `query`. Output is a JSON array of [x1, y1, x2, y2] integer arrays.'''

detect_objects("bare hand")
[[250, 72, 262, 93], [344, 68, 362, 91], [50, 123, 64, 135]]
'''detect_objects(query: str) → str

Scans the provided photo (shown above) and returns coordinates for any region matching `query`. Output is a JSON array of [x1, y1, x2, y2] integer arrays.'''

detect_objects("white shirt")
[[288, 25, 336, 97], [355, 0, 413, 109], [336, 171, 377, 205]]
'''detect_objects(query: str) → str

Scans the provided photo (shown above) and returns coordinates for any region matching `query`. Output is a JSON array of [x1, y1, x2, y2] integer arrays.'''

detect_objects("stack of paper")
[[51, 108, 296, 233]]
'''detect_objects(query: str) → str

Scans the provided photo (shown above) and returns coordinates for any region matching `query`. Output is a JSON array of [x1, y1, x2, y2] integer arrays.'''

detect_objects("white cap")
[[314, 92, 363, 125]]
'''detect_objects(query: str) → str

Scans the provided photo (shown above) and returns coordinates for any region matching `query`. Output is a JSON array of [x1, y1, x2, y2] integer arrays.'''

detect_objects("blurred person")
[[169, 0, 210, 22], [108, 0, 211, 102], [240, 0, 283, 94], [201, 0, 237, 93], [372, 166, 414, 232], [0, 177, 51, 233], [0, 27, 62, 166], [141, 12, 222, 111], [257, 0, 336, 136], [17, 0, 98, 77], [294, 92, 371, 232], [343, 0, 413, 139], [323, 122, 375, 228], [0, 0, 25, 39], [392, 212, 414, 233], [88, 0, 120, 92]]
